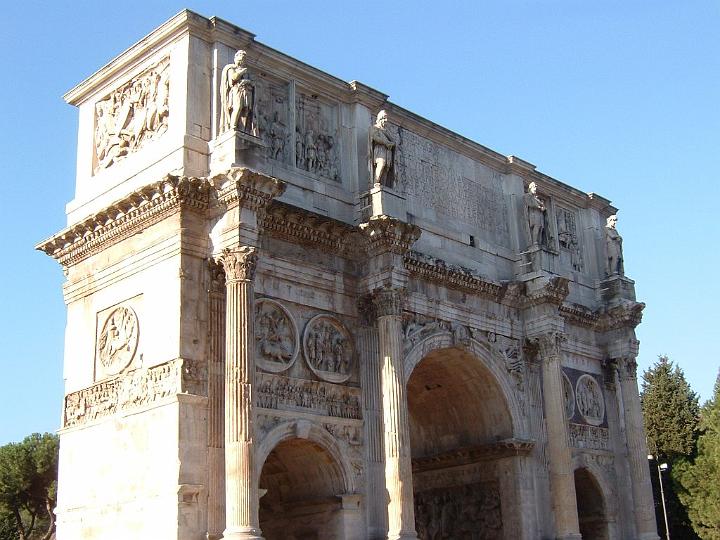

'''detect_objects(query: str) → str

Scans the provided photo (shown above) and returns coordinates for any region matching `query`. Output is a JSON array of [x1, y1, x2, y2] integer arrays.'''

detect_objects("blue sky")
[[1, 1, 718, 444]]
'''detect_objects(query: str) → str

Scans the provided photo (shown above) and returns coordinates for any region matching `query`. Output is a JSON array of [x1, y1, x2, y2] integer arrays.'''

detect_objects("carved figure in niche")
[[220, 50, 257, 136], [94, 58, 169, 171], [524, 181, 547, 247], [370, 109, 396, 187], [303, 316, 354, 383], [605, 214, 624, 276], [576, 375, 605, 426], [97, 306, 139, 375], [254, 300, 298, 373]]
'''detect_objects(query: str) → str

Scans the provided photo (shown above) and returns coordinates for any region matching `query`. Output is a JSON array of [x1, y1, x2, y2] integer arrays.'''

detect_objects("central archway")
[[258, 437, 348, 540], [406, 344, 521, 539]]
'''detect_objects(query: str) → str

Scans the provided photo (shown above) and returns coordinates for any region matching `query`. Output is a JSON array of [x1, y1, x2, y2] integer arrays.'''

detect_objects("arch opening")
[[258, 437, 349, 540], [574, 467, 609, 540], [407, 347, 516, 539]]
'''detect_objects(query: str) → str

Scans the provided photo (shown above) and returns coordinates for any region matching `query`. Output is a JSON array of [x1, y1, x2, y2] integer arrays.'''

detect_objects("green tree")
[[641, 355, 701, 539], [0, 433, 58, 540], [675, 372, 720, 539]]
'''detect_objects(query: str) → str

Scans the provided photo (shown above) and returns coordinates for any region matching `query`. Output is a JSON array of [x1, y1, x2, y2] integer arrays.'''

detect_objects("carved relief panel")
[[255, 76, 290, 163], [414, 481, 503, 539], [575, 374, 605, 426], [295, 92, 340, 181], [93, 57, 170, 173], [95, 298, 142, 380], [556, 206, 584, 271], [302, 315, 354, 383], [255, 298, 299, 373]]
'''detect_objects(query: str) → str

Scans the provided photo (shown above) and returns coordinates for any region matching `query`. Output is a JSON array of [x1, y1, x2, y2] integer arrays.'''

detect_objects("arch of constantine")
[[38, 10, 659, 540]]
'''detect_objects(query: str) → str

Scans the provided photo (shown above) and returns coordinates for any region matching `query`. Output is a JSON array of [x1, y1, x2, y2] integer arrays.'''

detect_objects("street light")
[[648, 454, 671, 539]]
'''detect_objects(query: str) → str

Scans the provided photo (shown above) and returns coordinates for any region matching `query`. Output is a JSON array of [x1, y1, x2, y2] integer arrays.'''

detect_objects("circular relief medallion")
[[97, 306, 139, 376], [255, 299, 299, 373], [563, 373, 575, 419], [303, 315, 354, 383], [575, 374, 605, 426]]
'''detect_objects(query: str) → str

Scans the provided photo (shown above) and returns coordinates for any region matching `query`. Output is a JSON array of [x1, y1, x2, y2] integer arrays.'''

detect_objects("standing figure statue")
[[605, 214, 624, 276], [524, 182, 546, 246], [220, 50, 257, 136], [370, 109, 395, 187]]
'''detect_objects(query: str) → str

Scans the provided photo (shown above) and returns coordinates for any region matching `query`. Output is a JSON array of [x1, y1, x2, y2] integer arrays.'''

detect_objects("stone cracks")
[[37, 174, 210, 267]]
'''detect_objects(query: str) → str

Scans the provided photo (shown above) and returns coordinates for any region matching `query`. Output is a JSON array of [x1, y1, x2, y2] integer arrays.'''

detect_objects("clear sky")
[[1, 1, 718, 445]]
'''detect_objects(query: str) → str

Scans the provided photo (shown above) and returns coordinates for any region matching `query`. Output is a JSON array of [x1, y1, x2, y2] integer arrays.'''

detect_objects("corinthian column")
[[219, 246, 263, 540], [373, 288, 418, 540], [535, 332, 581, 540], [617, 357, 660, 540]]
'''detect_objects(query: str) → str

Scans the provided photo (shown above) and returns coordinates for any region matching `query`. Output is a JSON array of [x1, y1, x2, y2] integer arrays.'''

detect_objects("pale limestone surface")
[[39, 9, 660, 540]]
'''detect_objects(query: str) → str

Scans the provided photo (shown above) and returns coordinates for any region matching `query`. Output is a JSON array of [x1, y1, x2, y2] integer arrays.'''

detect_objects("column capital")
[[217, 246, 258, 283], [359, 215, 420, 257], [616, 356, 638, 382], [529, 331, 566, 362], [370, 287, 406, 318]]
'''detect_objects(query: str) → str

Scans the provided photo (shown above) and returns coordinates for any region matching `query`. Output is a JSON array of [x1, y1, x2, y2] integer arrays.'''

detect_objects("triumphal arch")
[[38, 10, 660, 540]]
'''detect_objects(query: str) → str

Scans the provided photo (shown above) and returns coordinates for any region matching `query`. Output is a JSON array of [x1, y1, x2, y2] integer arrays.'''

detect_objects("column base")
[[387, 534, 418, 540], [557, 535, 582, 540], [222, 527, 264, 540]]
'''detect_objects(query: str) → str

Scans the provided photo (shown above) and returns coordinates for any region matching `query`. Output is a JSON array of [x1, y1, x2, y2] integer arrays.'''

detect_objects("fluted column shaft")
[[358, 315, 387, 538], [208, 264, 226, 540], [374, 289, 417, 540], [220, 246, 263, 540], [536, 333, 581, 540], [617, 357, 660, 540]]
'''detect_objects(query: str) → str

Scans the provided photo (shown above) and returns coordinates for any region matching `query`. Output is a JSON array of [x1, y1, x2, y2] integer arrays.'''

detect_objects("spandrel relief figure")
[[220, 49, 258, 136], [268, 111, 285, 160], [524, 181, 547, 247], [370, 109, 395, 187], [605, 214, 624, 276]]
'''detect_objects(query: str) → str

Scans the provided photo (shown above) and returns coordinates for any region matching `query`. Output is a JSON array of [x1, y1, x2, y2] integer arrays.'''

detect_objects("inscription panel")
[[398, 129, 510, 247]]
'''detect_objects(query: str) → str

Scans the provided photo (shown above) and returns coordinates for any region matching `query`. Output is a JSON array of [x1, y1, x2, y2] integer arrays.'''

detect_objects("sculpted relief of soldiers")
[[94, 58, 170, 171], [605, 214, 624, 276], [220, 49, 258, 136], [370, 109, 396, 188], [524, 181, 547, 247]]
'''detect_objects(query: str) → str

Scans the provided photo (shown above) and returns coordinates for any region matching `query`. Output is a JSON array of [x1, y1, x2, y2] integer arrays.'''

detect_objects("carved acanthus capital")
[[371, 288, 406, 318], [529, 331, 567, 363], [217, 246, 258, 283], [358, 215, 421, 257], [522, 276, 570, 308], [598, 301, 645, 331], [616, 357, 638, 382], [211, 167, 286, 213]]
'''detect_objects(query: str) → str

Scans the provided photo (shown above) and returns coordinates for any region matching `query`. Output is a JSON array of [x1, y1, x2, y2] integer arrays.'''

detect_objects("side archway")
[[573, 464, 613, 540], [255, 420, 359, 540]]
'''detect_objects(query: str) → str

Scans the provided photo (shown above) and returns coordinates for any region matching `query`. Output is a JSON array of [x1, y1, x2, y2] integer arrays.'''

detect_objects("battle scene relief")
[[93, 57, 170, 172]]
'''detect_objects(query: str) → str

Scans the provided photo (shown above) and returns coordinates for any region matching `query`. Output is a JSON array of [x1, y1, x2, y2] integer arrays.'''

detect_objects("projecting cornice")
[[559, 300, 645, 331], [210, 167, 285, 211], [403, 251, 505, 302], [261, 201, 362, 259], [521, 276, 570, 308], [36, 175, 210, 268]]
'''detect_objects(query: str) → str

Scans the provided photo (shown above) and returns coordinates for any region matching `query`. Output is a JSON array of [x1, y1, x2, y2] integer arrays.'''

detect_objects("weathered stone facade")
[[38, 10, 659, 540]]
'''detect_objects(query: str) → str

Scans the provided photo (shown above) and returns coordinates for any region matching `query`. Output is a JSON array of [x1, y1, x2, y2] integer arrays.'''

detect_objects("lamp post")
[[648, 454, 671, 539]]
